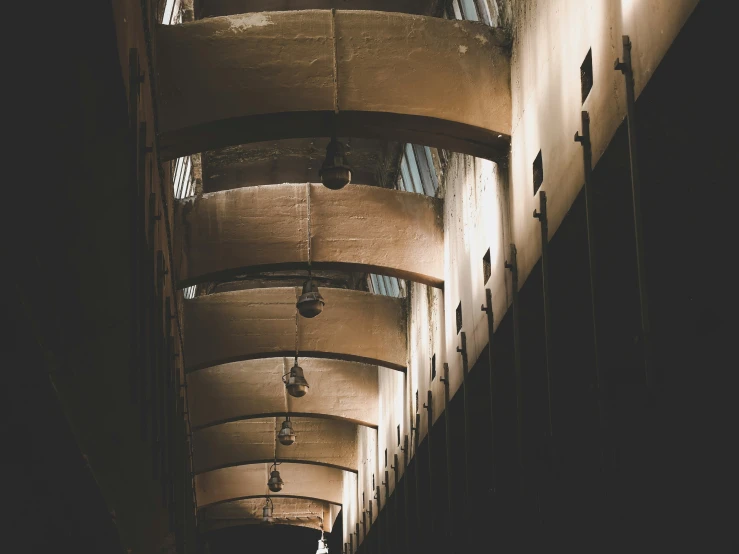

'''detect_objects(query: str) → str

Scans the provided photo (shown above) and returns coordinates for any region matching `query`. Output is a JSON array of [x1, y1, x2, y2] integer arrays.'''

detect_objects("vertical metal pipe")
[[575, 111, 606, 461], [481, 289, 497, 495], [383, 470, 390, 554], [423, 390, 433, 547], [441, 363, 454, 539], [393, 453, 399, 553], [533, 191, 555, 457], [413, 412, 422, 554], [456, 332, 471, 508], [615, 35, 654, 389], [402, 434, 410, 554], [505, 244, 525, 497]]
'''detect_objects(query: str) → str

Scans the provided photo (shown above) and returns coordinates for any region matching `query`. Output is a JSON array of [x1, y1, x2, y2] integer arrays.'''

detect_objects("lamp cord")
[[294, 309, 300, 365], [306, 182, 312, 276]]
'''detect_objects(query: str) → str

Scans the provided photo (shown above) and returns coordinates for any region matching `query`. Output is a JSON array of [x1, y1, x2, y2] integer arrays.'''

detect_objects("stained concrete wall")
[[155, 10, 511, 160], [353, 2, 701, 550], [175, 184, 444, 287], [183, 287, 407, 371], [508, 0, 700, 292], [187, 359, 379, 428]]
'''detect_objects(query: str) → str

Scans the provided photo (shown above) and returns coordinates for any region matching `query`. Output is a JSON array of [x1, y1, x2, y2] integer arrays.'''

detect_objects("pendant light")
[[297, 183, 325, 318], [262, 496, 274, 523], [316, 529, 329, 554], [267, 460, 284, 493], [283, 311, 309, 397], [319, 137, 352, 190], [277, 416, 296, 446]]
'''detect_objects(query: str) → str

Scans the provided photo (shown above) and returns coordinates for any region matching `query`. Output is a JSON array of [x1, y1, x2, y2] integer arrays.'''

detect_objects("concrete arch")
[[198, 0, 438, 19], [192, 417, 359, 474], [195, 462, 346, 507], [188, 359, 379, 430], [202, 138, 394, 192], [175, 184, 444, 288], [183, 288, 406, 372], [201, 496, 341, 533], [156, 11, 511, 161]]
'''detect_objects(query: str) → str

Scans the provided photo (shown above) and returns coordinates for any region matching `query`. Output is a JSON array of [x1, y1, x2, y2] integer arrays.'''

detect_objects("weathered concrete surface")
[[193, 417, 359, 473], [202, 496, 335, 533], [175, 184, 444, 287], [156, 11, 510, 160], [183, 287, 407, 371], [188, 358, 379, 429], [508, 0, 700, 294], [195, 462, 346, 506], [202, 138, 397, 191], [198, 0, 440, 18]]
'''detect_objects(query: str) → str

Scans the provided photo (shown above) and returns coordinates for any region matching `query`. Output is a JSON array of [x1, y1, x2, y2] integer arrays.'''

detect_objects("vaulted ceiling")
[[160, 0, 511, 540]]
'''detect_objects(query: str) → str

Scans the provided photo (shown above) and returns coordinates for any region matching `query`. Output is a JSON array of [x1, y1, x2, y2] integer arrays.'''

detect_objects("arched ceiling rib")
[[196, 463, 346, 507], [183, 288, 407, 372], [175, 184, 444, 288], [202, 138, 397, 192], [201, 497, 339, 533], [188, 359, 380, 430], [156, 10, 511, 161], [192, 417, 360, 474], [197, 0, 440, 18]]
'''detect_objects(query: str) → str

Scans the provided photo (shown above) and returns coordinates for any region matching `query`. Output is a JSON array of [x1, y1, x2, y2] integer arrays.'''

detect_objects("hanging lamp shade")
[[284, 362, 309, 398], [267, 468, 284, 493], [297, 278, 325, 318], [319, 139, 352, 190], [262, 498, 274, 523], [277, 418, 296, 446], [316, 535, 329, 554]]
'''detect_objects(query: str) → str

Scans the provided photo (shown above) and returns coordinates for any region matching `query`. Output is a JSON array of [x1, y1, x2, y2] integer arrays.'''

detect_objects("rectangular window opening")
[[384, 449, 388, 468], [456, 302, 463, 335], [431, 354, 437, 381], [581, 49, 593, 104], [397, 425, 401, 446], [533, 150, 543, 195], [483, 248, 492, 284]]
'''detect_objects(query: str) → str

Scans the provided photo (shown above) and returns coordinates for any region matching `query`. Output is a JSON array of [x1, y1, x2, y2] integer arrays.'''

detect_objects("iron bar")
[[457, 332, 471, 507], [413, 412, 422, 554], [423, 389, 433, 544], [441, 363, 454, 539], [505, 244, 525, 497], [533, 191, 555, 457], [575, 111, 606, 464], [615, 35, 654, 389], [481, 289, 497, 494]]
